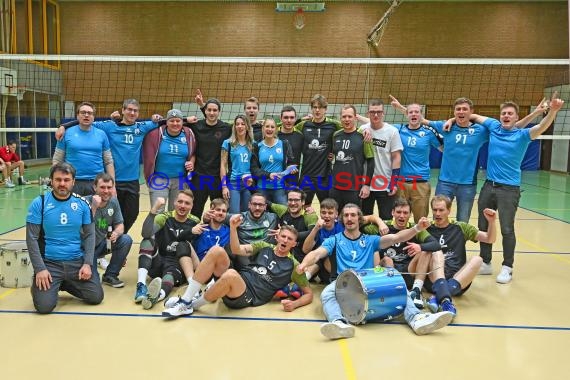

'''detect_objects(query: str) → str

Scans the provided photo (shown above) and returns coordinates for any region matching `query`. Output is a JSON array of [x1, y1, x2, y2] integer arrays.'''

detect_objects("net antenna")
[[367, 0, 403, 47]]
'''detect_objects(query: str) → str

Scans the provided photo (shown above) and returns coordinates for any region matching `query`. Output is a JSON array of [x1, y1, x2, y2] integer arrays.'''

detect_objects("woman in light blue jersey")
[[251, 118, 296, 205], [220, 115, 254, 213]]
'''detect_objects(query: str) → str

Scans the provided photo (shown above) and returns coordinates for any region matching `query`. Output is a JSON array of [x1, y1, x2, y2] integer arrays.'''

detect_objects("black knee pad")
[[175, 241, 192, 259]]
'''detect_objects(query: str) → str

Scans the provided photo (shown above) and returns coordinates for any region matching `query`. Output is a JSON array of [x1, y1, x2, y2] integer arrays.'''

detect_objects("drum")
[[0, 242, 33, 288], [335, 267, 407, 324]]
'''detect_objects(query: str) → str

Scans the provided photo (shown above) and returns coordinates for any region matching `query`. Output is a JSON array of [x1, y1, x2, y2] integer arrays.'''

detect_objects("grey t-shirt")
[[87, 196, 124, 244]]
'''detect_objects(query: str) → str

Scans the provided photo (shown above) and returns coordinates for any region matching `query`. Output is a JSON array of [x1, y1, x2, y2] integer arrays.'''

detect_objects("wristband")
[[413, 224, 421, 233], [388, 168, 401, 191]]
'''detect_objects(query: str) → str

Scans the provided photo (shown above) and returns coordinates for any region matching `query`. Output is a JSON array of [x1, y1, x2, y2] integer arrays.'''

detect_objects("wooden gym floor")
[[0, 167, 569, 380]]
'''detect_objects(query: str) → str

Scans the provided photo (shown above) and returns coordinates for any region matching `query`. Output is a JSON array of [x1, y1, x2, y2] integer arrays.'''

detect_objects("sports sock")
[[181, 278, 202, 302], [137, 268, 148, 284], [192, 294, 211, 310]]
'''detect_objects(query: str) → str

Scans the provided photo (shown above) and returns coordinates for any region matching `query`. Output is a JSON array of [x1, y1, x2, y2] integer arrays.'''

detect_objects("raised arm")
[[379, 217, 430, 249], [229, 214, 254, 256], [390, 94, 431, 125], [515, 97, 549, 128], [529, 97, 564, 140], [476, 209, 497, 244], [302, 217, 323, 253]]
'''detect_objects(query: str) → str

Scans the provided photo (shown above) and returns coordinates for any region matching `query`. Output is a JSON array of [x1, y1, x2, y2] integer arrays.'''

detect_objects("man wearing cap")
[[186, 95, 232, 218], [142, 109, 196, 212]]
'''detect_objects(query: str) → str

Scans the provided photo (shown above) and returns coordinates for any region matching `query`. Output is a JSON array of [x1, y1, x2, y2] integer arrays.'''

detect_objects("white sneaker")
[[164, 296, 181, 308], [162, 298, 194, 319], [5, 178, 15, 188], [478, 262, 493, 275], [97, 257, 109, 270], [142, 277, 162, 310], [320, 320, 355, 340], [496, 266, 513, 284], [411, 311, 453, 335]]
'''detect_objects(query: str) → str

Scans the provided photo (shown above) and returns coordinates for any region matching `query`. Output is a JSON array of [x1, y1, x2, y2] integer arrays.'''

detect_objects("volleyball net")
[[0, 54, 568, 167]]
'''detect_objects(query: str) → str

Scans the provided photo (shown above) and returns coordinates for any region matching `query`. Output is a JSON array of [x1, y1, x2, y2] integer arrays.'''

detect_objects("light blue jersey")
[[55, 125, 111, 180], [155, 131, 189, 178], [396, 124, 441, 181], [429, 120, 492, 185], [257, 140, 285, 189], [321, 232, 380, 274], [27, 192, 92, 261], [486, 118, 532, 186], [222, 139, 252, 180], [93, 120, 158, 181]]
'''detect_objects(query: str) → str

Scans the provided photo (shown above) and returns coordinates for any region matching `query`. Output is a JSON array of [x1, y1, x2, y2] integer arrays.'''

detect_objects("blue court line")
[[1, 309, 569, 331]]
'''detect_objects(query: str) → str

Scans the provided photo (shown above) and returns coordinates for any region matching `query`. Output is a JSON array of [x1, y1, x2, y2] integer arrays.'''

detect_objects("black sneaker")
[[102, 275, 124, 288]]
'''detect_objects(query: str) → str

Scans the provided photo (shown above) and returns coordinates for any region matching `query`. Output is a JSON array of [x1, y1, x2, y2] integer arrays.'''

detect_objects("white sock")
[[412, 279, 424, 290], [181, 278, 202, 302], [158, 289, 166, 302], [192, 294, 211, 310], [137, 268, 148, 284], [305, 271, 312, 281]]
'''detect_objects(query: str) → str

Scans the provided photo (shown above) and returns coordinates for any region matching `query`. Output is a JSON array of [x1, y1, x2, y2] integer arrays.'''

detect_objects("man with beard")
[[26, 163, 103, 313], [88, 173, 133, 288], [134, 190, 201, 310], [298, 203, 453, 340], [162, 217, 312, 318]]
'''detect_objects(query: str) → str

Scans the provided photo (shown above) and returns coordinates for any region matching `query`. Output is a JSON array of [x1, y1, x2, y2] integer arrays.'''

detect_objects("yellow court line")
[[338, 339, 357, 380], [518, 236, 570, 265], [0, 288, 17, 300]]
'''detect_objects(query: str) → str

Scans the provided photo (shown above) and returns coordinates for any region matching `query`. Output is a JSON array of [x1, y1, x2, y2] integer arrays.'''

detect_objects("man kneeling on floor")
[[162, 215, 313, 318], [297, 203, 453, 340]]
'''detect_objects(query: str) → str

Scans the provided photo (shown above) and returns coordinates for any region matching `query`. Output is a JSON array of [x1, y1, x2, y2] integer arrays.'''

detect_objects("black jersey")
[[252, 122, 263, 142], [331, 129, 375, 190], [427, 222, 479, 278], [154, 211, 201, 257], [189, 120, 231, 175], [295, 118, 341, 178], [240, 242, 301, 306], [278, 130, 304, 167]]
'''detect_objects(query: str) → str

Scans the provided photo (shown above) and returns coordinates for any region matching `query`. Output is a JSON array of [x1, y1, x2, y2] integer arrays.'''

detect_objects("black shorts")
[[148, 255, 185, 286], [222, 287, 255, 309]]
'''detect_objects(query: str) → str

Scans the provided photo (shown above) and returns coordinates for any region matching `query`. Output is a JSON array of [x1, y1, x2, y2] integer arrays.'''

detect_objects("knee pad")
[[162, 273, 175, 287], [175, 241, 192, 259], [448, 278, 462, 296], [138, 254, 152, 269], [139, 238, 155, 256]]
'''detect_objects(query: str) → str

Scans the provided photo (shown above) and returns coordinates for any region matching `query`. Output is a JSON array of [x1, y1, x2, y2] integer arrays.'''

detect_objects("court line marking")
[[0, 289, 16, 300], [0, 309, 569, 331], [518, 236, 570, 265], [338, 339, 357, 380], [518, 206, 570, 224]]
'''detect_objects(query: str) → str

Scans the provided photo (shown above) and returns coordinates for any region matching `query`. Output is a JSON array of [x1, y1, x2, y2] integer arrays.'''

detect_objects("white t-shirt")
[[359, 122, 403, 192]]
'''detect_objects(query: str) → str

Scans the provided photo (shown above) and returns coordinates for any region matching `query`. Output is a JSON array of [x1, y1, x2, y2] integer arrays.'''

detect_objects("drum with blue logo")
[[335, 267, 407, 324]]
